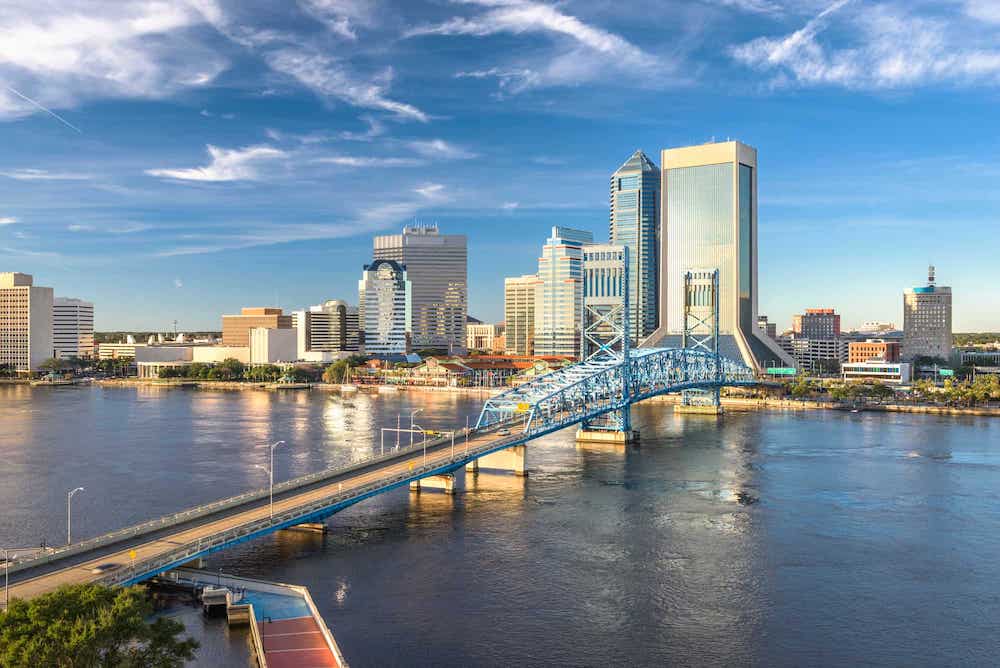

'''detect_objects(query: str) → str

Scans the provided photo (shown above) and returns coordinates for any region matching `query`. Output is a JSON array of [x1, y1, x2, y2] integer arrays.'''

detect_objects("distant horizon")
[[3, 1, 999, 331]]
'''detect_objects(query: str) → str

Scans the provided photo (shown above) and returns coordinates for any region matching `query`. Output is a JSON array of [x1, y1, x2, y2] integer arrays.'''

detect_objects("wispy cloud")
[[0, 168, 93, 181], [731, 0, 1000, 89], [313, 155, 425, 167], [67, 224, 95, 232], [339, 114, 386, 141], [146, 144, 288, 182], [407, 139, 477, 159], [0, 216, 17, 225], [413, 182, 447, 199], [501, 201, 519, 210], [299, 0, 377, 40]]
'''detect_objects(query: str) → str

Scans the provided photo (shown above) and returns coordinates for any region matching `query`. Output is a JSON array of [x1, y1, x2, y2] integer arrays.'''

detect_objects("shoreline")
[[15, 379, 997, 417]]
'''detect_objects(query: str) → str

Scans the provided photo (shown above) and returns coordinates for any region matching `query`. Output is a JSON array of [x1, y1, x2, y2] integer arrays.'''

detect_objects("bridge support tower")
[[676, 269, 723, 416], [410, 474, 457, 494], [466, 445, 527, 476]]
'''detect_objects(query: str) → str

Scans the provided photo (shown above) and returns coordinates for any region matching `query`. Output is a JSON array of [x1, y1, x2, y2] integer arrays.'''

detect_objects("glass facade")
[[535, 226, 592, 358], [739, 163, 754, 339], [610, 151, 659, 342]]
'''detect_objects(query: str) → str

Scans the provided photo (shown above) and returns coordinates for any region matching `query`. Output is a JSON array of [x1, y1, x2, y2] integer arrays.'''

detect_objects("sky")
[[1, 0, 999, 332]]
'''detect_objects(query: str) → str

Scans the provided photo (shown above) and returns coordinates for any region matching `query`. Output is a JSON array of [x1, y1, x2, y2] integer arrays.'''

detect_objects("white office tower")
[[0, 272, 53, 372], [358, 260, 412, 355], [373, 225, 467, 353], [504, 274, 542, 356], [292, 300, 359, 361], [645, 141, 794, 371], [53, 297, 95, 360], [903, 265, 952, 362], [534, 226, 593, 358]]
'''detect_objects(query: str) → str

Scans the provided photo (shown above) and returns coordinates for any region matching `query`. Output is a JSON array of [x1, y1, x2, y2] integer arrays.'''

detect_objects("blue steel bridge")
[[4, 346, 755, 603]]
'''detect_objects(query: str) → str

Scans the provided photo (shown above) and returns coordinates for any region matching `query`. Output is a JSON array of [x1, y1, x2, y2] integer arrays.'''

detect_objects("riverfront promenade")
[[6, 425, 517, 604]]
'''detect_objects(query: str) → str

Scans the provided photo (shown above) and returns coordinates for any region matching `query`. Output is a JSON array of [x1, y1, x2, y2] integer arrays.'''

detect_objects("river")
[[1, 384, 999, 666]]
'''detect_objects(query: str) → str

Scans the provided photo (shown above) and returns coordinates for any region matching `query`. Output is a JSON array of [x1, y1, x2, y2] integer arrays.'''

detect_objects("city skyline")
[[1, 1, 999, 331]]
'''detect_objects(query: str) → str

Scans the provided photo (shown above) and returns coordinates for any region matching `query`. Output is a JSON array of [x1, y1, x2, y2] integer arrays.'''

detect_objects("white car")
[[497, 428, 511, 436]]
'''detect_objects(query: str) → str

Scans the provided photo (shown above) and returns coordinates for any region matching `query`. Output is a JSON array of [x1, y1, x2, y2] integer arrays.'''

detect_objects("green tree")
[[789, 379, 814, 399], [39, 357, 69, 374], [0, 362, 17, 378], [0, 584, 198, 667]]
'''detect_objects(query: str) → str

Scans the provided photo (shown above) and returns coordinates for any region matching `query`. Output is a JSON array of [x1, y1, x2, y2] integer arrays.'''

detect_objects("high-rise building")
[[222, 307, 292, 347], [903, 265, 952, 362], [53, 297, 94, 359], [646, 140, 794, 371], [504, 275, 541, 356], [291, 300, 359, 360], [793, 308, 841, 338], [358, 259, 411, 355], [0, 272, 53, 372], [757, 315, 777, 339], [373, 225, 467, 353], [610, 150, 659, 342], [535, 226, 593, 358]]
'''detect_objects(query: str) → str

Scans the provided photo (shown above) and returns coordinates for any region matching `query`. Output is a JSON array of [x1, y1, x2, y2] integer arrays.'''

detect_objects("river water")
[[2, 384, 999, 666]]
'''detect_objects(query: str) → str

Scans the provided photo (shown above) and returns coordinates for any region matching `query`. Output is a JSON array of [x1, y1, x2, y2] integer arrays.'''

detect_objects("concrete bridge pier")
[[466, 445, 527, 476], [575, 428, 639, 444], [410, 474, 456, 494]]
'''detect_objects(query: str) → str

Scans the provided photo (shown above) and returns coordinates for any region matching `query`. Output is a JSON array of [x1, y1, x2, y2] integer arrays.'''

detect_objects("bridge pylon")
[[577, 246, 638, 443], [677, 269, 723, 415]]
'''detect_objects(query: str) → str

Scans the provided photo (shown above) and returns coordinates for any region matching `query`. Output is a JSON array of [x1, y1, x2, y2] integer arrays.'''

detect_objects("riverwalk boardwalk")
[[4, 346, 755, 605]]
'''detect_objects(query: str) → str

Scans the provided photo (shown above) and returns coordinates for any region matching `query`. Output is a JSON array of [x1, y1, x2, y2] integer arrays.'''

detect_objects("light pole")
[[409, 409, 422, 448], [412, 422, 428, 464], [3, 548, 8, 613], [268, 441, 285, 521], [67, 487, 84, 545]]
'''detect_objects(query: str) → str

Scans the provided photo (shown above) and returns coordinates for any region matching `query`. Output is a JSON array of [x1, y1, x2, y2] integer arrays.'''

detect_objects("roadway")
[[5, 425, 517, 604]]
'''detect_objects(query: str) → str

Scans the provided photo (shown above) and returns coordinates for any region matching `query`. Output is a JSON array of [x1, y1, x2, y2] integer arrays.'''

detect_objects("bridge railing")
[[7, 424, 487, 576], [98, 427, 530, 588]]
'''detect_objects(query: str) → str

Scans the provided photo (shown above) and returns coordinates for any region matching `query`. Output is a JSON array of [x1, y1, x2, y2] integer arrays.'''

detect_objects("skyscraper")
[[610, 150, 659, 342], [358, 259, 411, 355], [373, 225, 467, 353], [646, 140, 794, 371], [504, 274, 541, 356], [793, 308, 841, 338], [903, 265, 952, 362], [0, 272, 53, 372], [534, 226, 592, 358], [291, 300, 359, 361], [53, 297, 94, 359]]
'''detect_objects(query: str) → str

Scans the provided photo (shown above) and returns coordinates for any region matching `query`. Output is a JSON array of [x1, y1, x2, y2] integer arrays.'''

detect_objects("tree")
[[0, 583, 198, 667], [39, 357, 69, 374], [209, 357, 244, 381], [789, 379, 814, 399], [0, 362, 16, 378]]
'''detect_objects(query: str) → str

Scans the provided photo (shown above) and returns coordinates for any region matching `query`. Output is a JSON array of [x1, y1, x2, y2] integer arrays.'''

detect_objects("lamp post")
[[412, 422, 428, 464], [3, 548, 9, 613], [267, 441, 285, 521], [67, 487, 84, 545], [409, 409, 422, 448]]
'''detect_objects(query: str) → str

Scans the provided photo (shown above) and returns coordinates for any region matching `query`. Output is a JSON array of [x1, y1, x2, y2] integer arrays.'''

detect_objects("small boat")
[[377, 384, 399, 393], [340, 384, 358, 393]]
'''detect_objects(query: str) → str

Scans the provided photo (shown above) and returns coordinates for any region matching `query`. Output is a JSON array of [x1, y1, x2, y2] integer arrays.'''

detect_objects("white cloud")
[[67, 224, 96, 232], [266, 49, 429, 121], [0, 168, 93, 181], [173, 278, 184, 288], [731, 0, 1000, 89], [408, 0, 659, 92], [313, 155, 424, 167], [710, 0, 783, 13], [501, 201, 519, 210], [966, 0, 1000, 24], [0, 1, 227, 120], [299, 0, 377, 40], [407, 139, 477, 159], [413, 183, 447, 199], [146, 144, 288, 182], [0, 217, 17, 225], [339, 115, 386, 141]]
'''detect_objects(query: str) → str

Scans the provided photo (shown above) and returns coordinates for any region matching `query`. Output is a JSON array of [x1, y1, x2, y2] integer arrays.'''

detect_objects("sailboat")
[[340, 364, 358, 393]]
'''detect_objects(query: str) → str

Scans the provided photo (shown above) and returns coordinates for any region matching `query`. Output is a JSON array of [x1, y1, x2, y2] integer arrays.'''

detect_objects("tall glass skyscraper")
[[610, 150, 659, 342], [358, 260, 412, 355], [373, 225, 467, 353], [534, 226, 593, 358], [646, 141, 794, 371]]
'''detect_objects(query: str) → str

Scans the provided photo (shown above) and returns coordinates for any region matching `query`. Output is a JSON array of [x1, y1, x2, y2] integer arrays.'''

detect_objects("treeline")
[[954, 333, 1000, 346], [156, 359, 321, 382]]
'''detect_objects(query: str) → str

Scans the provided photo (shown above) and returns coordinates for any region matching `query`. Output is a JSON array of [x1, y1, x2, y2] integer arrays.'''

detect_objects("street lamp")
[[409, 409, 422, 448], [3, 548, 9, 613], [67, 487, 84, 545]]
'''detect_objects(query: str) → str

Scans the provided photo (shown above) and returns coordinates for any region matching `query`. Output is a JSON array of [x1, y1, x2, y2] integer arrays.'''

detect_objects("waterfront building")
[[778, 335, 848, 374], [358, 259, 412, 355], [842, 361, 912, 385], [645, 141, 794, 371], [757, 315, 777, 339], [291, 300, 359, 361], [609, 151, 659, 341], [467, 322, 506, 353], [0, 272, 53, 372], [52, 297, 94, 360], [373, 225, 467, 353], [849, 339, 900, 364], [534, 227, 592, 358], [793, 308, 841, 338], [903, 265, 952, 362], [222, 307, 292, 347], [504, 275, 541, 356], [249, 327, 298, 365]]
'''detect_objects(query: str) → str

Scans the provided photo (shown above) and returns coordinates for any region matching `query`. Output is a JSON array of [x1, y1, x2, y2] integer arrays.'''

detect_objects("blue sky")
[[1, 0, 999, 332]]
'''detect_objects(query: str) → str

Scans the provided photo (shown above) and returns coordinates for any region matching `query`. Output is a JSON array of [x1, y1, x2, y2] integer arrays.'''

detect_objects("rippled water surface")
[[2, 385, 999, 666]]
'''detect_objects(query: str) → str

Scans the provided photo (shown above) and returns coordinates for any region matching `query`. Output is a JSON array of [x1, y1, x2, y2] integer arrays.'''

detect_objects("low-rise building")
[[778, 335, 847, 374], [249, 327, 297, 365], [467, 322, 506, 353], [842, 361, 912, 385], [222, 307, 293, 347], [848, 339, 901, 364]]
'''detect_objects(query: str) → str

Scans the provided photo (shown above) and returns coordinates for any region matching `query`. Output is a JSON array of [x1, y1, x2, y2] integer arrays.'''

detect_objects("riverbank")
[[652, 394, 1000, 417], [94, 378, 501, 396]]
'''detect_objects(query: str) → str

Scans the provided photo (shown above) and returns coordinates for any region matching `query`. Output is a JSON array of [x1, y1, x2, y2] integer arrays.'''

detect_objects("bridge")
[[3, 346, 755, 606]]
